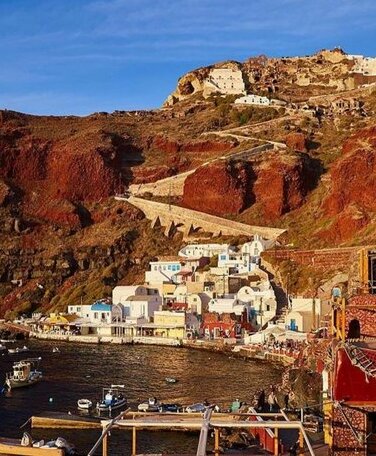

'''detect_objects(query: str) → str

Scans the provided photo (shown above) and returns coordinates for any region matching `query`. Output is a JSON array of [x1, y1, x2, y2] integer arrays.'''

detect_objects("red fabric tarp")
[[333, 347, 376, 403]]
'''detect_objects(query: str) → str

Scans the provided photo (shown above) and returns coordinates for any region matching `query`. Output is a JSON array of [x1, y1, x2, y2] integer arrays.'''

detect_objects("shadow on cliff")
[[108, 133, 145, 188]]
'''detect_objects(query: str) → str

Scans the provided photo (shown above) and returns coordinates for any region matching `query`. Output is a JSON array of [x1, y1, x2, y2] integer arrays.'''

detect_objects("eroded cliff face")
[[182, 160, 252, 216], [319, 126, 376, 241], [182, 151, 318, 220]]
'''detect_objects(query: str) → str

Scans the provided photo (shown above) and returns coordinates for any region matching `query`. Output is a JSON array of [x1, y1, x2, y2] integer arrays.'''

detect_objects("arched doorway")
[[347, 319, 361, 339]]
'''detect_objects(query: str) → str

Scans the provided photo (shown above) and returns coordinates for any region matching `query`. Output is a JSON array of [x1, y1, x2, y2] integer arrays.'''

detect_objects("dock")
[[0, 437, 64, 455]]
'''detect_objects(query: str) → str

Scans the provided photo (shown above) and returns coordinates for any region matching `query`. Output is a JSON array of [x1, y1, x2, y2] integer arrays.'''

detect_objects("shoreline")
[[29, 331, 294, 368]]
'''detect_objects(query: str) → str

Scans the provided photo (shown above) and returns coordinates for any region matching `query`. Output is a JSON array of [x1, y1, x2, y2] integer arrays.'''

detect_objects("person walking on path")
[[267, 390, 277, 412]]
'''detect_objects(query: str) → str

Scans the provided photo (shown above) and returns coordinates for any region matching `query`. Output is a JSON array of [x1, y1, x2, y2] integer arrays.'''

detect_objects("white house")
[[121, 295, 162, 321], [145, 258, 183, 284], [284, 297, 330, 332], [68, 301, 122, 325], [145, 256, 209, 285], [208, 297, 250, 317], [237, 284, 277, 327], [217, 236, 273, 274], [179, 243, 234, 259], [235, 94, 270, 106]]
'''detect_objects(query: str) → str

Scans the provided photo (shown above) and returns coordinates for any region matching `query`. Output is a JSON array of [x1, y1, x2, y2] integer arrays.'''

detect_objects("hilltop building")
[[204, 68, 246, 96]]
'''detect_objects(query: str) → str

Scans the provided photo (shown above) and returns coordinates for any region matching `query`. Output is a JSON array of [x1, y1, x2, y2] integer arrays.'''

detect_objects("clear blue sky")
[[0, 0, 375, 115]]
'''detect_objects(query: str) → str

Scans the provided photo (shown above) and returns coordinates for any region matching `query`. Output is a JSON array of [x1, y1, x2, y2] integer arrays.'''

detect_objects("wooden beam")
[[132, 426, 137, 456], [214, 428, 220, 456], [274, 427, 279, 455], [299, 429, 304, 455], [102, 433, 108, 456]]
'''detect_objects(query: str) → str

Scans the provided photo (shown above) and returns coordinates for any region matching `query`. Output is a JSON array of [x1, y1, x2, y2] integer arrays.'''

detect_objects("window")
[[177, 265, 181, 270], [168, 265, 172, 270], [94, 312, 98, 319], [254, 248, 259, 256], [220, 255, 226, 260], [154, 266, 158, 271], [163, 266, 166, 271], [101, 312, 106, 320]]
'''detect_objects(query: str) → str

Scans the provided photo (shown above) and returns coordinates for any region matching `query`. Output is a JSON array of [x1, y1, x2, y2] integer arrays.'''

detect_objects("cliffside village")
[[8, 241, 376, 455], [21, 235, 326, 344]]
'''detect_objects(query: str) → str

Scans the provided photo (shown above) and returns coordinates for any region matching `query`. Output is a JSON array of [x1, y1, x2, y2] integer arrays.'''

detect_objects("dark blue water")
[[0, 339, 281, 454]]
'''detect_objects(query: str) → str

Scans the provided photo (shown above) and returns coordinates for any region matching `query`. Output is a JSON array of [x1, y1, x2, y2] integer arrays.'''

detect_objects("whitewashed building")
[[120, 295, 162, 321], [235, 94, 270, 106], [217, 236, 273, 274], [68, 301, 122, 324], [179, 243, 234, 259]]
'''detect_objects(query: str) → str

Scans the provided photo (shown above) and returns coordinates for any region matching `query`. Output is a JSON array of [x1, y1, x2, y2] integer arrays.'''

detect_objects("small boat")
[[0, 339, 16, 343], [185, 403, 207, 413], [52, 347, 60, 353], [8, 345, 29, 354], [96, 386, 127, 412], [0, 344, 7, 352], [5, 358, 42, 390], [77, 398, 93, 410], [165, 377, 178, 384], [138, 397, 160, 412], [158, 403, 182, 413], [0, 433, 76, 455]]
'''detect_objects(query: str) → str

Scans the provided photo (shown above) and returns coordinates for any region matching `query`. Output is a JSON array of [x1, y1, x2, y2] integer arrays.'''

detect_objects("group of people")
[[255, 385, 295, 412]]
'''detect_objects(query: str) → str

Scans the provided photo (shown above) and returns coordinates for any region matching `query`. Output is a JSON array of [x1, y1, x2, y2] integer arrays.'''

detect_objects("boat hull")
[[97, 398, 127, 411]]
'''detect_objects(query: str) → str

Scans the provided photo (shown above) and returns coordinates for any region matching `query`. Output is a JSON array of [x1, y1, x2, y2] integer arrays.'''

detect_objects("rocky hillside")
[[1, 48, 376, 316], [166, 48, 366, 105]]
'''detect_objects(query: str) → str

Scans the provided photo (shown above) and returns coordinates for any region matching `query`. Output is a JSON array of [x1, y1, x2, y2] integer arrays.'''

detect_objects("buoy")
[[49, 397, 53, 403]]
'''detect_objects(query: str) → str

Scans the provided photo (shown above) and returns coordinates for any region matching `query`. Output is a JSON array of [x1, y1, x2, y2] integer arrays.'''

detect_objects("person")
[[257, 389, 266, 411], [284, 392, 290, 410], [267, 391, 276, 412]]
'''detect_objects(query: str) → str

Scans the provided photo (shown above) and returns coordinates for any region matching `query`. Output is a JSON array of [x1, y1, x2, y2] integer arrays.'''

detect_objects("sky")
[[0, 0, 375, 115]]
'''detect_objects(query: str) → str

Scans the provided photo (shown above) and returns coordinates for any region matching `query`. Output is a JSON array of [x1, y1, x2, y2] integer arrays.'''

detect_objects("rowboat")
[[77, 398, 93, 410]]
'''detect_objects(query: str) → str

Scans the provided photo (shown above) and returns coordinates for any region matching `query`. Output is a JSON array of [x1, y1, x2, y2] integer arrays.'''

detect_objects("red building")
[[327, 294, 376, 455]]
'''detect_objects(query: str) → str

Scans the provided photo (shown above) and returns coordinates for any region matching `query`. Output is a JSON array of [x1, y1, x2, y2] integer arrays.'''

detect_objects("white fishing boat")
[[165, 377, 178, 384], [0, 339, 16, 343], [96, 386, 126, 412], [5, 358, 42, 390], [77, 398, 93, 410], [138, 397, 160, 412], [8, 345, 29, 354], [52, 347, 60, 353]]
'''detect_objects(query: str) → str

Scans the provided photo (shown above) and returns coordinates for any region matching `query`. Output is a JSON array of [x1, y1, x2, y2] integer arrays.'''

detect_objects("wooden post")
[[298, 429, 304, 455], [274, 427, 279, 455], [214, 428, 220, 456], [102, 433, 108, 456], [132, 426, 137, 456], [341, 297, 346, 341]]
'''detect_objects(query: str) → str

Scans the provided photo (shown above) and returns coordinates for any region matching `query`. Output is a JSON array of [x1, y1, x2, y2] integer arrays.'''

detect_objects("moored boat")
[[165, 377, 178, 384], [138, 397, 160, 412], [96, 386, 127, 412], [5, 358, 42, 390], [0, 433, 75, 455], [77, 398, 93, 410], [158, 403, 183, 413], [8, 345, 29, 354]]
